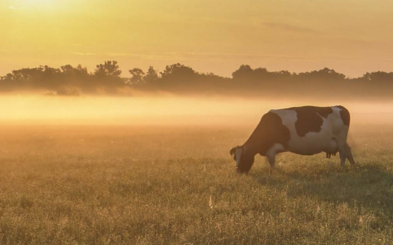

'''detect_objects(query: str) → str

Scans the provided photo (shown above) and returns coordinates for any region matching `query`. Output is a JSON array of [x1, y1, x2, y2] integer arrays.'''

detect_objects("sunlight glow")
[[2, 0, 393, 77]]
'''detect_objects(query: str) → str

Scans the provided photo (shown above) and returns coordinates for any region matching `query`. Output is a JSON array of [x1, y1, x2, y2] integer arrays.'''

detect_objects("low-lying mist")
[[0, 95, 392, 126]]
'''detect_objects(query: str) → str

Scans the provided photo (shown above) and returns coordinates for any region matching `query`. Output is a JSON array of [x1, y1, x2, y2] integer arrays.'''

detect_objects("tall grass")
[[0, 125, 392, 244]]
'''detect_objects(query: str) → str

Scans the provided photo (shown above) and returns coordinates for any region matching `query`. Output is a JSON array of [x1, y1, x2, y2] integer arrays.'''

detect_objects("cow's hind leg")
[[337, 142, 347, 167], [346, 143, 355, 165]]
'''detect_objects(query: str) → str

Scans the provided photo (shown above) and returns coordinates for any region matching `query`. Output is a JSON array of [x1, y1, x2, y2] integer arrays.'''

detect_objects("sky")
[[1, 0, 393, 78]]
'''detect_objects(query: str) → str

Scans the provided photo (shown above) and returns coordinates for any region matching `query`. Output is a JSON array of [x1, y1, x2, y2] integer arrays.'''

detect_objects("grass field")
[[0, 124, 393, 244]]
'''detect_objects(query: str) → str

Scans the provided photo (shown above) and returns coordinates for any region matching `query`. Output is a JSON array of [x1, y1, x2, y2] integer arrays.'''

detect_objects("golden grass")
[[0, 124, 392, 244]]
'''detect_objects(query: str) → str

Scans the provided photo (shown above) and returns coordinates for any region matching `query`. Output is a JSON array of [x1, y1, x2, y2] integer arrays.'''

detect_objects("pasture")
[[0, 124, 392, 244]]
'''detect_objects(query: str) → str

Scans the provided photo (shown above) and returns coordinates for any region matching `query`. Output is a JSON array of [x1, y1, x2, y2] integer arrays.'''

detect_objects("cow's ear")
[[230, 147, 236, 156]]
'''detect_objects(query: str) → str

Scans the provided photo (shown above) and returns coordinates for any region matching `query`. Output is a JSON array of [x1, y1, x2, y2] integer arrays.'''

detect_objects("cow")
[[230, 106, 355, 173]]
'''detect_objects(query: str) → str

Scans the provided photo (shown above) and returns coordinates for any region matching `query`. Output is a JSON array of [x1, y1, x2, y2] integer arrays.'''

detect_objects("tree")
[[232, 65, 254, 81], [158, 63, 201, 90], [61, 64, 88, 76], [297, 68, 346, 81], [94, 61, 122, 78], [160, 63, 197, 80], [143, 66, 159, 84], [129, 68, 145, 84]]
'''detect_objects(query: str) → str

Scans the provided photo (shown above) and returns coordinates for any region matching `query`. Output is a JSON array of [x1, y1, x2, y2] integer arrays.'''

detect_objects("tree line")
[[1, 61, 392, 99]]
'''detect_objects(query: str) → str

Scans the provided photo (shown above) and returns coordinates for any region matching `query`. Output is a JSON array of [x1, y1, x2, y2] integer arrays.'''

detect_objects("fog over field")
[[1, 95, 392, 127]]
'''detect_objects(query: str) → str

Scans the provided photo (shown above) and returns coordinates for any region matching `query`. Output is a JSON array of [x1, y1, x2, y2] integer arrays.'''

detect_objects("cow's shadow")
[[252, 162, 393, 218]]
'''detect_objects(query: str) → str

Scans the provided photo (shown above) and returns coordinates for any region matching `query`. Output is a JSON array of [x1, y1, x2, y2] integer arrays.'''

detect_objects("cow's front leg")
[[267, 154, 276, 169], [266, 154, 276, 174], [266, 143, 284, 169]]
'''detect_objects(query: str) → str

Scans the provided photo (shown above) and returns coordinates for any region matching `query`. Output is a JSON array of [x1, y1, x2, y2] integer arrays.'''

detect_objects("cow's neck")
[[243, 128, 271, 157], [244, 137, 266, 157]]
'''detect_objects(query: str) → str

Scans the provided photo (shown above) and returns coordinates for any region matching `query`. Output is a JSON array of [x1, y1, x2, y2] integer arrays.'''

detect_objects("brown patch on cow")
[[244, 112, 291, 156], [336, 105, 350, 126], [286, 106, 333, 137]]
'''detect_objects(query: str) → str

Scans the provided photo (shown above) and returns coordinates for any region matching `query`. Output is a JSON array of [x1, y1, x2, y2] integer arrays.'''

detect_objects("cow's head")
[[230, 146, 255, 173]]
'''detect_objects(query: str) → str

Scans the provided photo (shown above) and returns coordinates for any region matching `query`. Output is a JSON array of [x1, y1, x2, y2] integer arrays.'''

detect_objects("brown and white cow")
[[230, 106, 355, 173]]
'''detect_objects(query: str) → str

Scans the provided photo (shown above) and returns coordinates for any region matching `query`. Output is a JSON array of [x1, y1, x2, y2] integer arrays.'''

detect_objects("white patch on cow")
[[270, 107, 349, 155], [266, 143, 285, 158], [235, 147, 243, 167]]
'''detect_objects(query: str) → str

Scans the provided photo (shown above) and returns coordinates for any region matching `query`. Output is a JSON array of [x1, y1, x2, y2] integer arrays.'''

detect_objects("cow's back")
[[270, 106, 349, 155]]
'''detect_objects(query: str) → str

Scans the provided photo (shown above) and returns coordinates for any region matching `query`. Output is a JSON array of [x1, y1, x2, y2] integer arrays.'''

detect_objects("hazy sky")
[[1, 0, 393, 77]]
